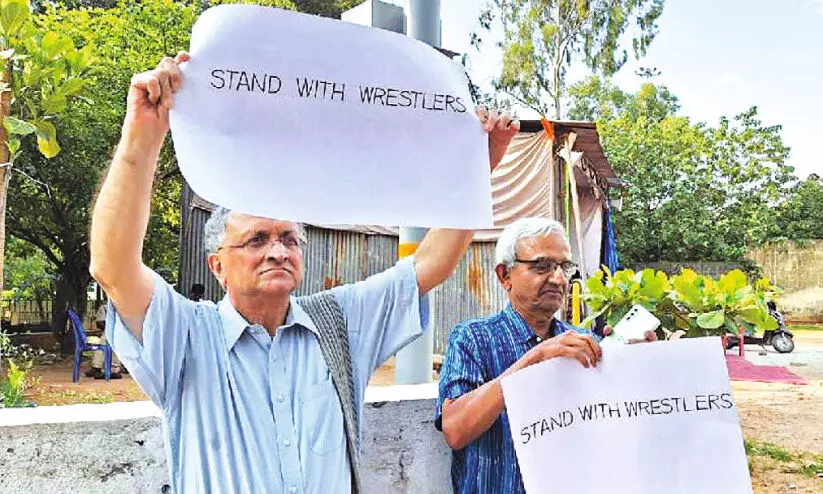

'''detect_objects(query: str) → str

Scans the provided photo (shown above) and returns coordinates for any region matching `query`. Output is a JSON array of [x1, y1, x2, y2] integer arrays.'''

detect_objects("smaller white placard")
[[501, 337, 753, 494]]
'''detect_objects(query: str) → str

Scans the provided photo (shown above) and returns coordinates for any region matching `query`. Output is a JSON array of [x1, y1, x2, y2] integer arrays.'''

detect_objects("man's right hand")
[[515, 331, 603, 371], [120, 52, 190, 163]]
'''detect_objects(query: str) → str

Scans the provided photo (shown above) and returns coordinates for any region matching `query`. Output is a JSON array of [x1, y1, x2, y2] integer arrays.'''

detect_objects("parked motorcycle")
[[726, 301, 795, 353]]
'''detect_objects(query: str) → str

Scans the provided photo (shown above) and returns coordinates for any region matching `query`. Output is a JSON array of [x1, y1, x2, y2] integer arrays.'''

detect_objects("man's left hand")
[[477, 107, 520, 171], [602, 325, 658, 344]]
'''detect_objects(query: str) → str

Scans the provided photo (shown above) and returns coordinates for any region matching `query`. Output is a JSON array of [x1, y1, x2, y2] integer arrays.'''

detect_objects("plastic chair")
[[67, 309, 112, 382]]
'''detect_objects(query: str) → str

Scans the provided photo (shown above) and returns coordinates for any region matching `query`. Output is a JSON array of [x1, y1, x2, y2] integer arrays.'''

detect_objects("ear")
[[207, 253, 226, 289], [495, 264, 512, 292]]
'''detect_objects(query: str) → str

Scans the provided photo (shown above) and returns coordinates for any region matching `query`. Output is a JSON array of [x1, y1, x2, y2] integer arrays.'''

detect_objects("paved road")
[[739, 331, 823, 380]]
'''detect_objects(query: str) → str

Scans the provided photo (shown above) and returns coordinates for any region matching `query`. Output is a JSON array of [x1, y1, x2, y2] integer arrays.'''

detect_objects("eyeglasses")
[[514, 258, 578, 278], [218, 231, 304, 254]]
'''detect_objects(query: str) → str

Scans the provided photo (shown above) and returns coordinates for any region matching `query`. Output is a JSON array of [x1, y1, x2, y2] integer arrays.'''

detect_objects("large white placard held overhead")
[[501, 337, 753, 494], [170, 5, 492, 228]]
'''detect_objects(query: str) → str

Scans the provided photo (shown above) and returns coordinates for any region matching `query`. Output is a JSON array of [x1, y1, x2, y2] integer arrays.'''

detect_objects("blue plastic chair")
[[68, 309, 112, 382]]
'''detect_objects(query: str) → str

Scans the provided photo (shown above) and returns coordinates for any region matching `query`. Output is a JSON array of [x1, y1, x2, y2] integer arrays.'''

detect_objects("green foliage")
[[3, 236, 54, 300], [0, 0, 93, 161], [476, 0, 665, 117], [566, 76, 797, 265], [745, 439, 823, 479], [582, 267, 779, 337], [772, 175, 823, 240], [0, 359, 33, 407], [6, 0, 367, 335], [744, 440, 793, 462], [582, 266, 670, 327]]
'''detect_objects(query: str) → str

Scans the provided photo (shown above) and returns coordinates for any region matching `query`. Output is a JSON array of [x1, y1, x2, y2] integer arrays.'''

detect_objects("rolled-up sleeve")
[[106, 271, 194, 409], [435, 324, 485, 429], [332, 257, 430, 391]]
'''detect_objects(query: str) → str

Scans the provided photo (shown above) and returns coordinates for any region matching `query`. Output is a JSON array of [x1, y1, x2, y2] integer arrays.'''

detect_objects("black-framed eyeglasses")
[[514, 258, 578, 278], [218, 231, 304, 254]]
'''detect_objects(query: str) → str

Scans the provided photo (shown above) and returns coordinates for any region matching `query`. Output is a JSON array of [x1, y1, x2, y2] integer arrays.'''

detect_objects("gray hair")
[[204, 206, 307, 254], [494, 218, 570, 269]]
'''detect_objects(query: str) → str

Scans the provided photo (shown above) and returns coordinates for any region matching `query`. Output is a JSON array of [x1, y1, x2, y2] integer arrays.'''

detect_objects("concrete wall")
[[0, 387, 452, 494], [750, 240, 823, 324]]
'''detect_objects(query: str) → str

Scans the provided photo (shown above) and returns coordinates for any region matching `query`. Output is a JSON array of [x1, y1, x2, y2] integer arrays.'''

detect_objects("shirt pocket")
[[300, 373, 346, 456]]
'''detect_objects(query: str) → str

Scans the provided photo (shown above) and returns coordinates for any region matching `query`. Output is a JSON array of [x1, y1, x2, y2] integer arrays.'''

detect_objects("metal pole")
[[394, 0, 441, 385]]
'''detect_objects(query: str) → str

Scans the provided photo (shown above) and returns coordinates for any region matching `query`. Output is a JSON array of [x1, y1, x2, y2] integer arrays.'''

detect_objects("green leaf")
[[34, 120, 60, 158], [6, 135, 19, 156], [637, 269, 668, 300], [696, 310, 725, 329], [41, 92, 66, 114], [64, 44, 95, 73], [585, 270, 607, 296], [40, 31, 73, 60], [3, 115, 36, 136], [0, 0, 30, 38], [56, 78, 85, 98], [718, 269, 748, 294]]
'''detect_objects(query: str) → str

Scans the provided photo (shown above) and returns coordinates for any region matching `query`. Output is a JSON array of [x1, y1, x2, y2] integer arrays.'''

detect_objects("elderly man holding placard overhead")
[[90, 27, 518, 494], [436, 218, 656, 493]]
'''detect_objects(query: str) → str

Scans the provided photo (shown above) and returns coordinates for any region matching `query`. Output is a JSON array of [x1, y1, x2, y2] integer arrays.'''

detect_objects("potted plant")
[[582, 267, 779, 352]]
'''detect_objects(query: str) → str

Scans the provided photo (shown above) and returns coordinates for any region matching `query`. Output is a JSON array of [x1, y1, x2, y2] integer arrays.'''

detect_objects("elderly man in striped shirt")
[[436, 218, 655, 493]]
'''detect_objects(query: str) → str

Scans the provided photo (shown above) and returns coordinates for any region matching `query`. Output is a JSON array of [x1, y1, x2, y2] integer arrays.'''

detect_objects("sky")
[[427, 0, 823, 180]]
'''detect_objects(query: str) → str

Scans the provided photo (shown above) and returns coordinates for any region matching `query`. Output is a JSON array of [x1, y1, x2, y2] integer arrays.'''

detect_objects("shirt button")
[[289, 487, 297, 494], [284, 438, 291, 447], [276, 395, 284, 403]]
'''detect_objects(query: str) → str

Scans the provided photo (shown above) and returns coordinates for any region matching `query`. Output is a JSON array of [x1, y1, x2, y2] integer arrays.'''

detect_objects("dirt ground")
[[20, 331, 823, 492]]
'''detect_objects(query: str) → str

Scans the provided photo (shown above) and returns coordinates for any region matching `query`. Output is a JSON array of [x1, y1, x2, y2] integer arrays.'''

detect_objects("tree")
[[3, 237, 55, 325], [775, 175, 823, 241], [8, 0, 366, 354], [0, 0, 92, 332], [475, 0, 665, 118], [6, 1, 196, 353], [567, 76, 797, 265]]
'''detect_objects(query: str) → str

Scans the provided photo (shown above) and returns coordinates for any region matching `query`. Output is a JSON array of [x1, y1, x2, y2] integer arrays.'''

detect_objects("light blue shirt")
[[107, 258, 429, 494]]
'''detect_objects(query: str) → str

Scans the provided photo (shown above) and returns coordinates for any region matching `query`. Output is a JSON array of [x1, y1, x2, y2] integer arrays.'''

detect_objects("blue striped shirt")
[[436, 304, 599, 494]]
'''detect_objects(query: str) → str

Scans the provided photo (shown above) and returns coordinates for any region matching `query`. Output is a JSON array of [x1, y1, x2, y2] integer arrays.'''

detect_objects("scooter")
[[726, 303, 795, 353]]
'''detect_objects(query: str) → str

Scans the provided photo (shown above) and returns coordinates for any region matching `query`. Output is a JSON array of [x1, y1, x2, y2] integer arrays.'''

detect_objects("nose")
[[264, 239, 290, 261], [548, 265, 568, 284]]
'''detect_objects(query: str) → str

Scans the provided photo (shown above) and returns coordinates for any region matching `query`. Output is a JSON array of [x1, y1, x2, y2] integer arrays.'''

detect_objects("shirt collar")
[[217, 293, 320, 350], [503, 303, 560, 343]]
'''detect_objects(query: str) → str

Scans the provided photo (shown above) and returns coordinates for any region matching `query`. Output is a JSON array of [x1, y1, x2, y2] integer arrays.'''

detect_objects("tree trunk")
[[0, 60, 12, 325], [0, 61, 10, 380], [52, 257, 91, 355]]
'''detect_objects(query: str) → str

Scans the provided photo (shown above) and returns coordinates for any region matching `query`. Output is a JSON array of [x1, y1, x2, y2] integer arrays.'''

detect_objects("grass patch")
[[746, 440, 793, 462], [38, 388, 116, 405], [745, 439, 823, 478], [789, 324, 823, 332]]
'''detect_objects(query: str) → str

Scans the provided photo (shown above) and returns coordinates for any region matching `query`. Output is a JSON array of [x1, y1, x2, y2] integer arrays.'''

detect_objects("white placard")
[[501, 337, 753, 494], [169, 5, 492, 228]]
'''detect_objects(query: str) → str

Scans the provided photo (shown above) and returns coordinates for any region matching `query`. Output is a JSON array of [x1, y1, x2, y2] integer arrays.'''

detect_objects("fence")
[[631, 261, 740, 278], [1, 299, 98, 334]]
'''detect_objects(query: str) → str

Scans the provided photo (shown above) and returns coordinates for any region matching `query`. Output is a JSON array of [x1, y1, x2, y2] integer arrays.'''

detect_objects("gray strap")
[[296, 292, 361, 494]]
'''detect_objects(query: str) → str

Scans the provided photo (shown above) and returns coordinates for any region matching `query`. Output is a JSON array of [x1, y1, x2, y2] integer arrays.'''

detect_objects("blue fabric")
[[107, 258, 428, 494], [603, 207, 621, 273], [436, 304, 599, 494]]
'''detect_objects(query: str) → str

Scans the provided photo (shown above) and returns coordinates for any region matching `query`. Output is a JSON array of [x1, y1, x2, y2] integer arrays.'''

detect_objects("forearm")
[[441, 378, 506, 450], [441, 356, 533, 450], [414, 228, 474, 295], [89, 133, 159, 315]]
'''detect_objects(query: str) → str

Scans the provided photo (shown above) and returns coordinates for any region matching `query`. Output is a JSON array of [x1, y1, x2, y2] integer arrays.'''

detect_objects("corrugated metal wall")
[[179, 183, 225, 302], [178, 183, 507, 354]]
